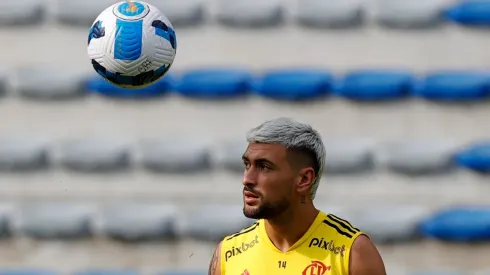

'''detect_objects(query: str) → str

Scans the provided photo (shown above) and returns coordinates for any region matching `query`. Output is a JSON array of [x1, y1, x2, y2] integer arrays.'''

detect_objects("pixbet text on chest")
[[225, 235, 260, 261], [308, 238, 346, 257]]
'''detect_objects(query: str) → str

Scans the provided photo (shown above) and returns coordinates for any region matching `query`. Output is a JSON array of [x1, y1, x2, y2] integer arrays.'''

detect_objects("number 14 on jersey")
[[278, 261, 287, 269]]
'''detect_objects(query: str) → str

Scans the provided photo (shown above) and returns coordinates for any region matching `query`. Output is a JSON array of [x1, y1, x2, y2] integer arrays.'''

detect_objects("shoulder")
[[223, 220, 260, 243], [208, 240, 223, 275], [320, 213, 362, 241], [349, 235, 386, 275]]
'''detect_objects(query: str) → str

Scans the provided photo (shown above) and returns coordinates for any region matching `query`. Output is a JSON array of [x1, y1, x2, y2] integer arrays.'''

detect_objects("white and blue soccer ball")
[[87, 1, 177, 89]]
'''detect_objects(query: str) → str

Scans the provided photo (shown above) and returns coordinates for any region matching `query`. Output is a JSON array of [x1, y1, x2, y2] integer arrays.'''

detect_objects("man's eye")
[[259, 164, 269, 171]]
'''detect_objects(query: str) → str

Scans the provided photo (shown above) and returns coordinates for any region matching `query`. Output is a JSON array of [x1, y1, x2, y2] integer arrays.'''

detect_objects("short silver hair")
[[246, 117, 326, 200]]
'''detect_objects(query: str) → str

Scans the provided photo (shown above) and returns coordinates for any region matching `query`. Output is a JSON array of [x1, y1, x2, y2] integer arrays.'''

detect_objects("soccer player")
[[208, 118, 386, 275]]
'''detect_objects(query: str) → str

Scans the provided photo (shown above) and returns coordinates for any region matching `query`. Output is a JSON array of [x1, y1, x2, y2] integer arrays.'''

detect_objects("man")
[[208, 117, 386, 275]]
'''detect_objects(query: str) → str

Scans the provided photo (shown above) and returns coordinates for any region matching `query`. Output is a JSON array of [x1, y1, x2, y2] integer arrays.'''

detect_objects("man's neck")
[[264, 204, 319, 253]]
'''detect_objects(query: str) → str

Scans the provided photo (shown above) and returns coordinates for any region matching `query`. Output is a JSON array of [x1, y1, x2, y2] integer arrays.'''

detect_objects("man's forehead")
[[244, 143, 287, 158]]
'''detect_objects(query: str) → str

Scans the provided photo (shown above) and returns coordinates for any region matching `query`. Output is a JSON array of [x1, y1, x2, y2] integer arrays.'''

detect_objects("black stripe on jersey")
[[323, 219, 353, 238], [226, 221, 259, 241], [327, 214, 360, 234]]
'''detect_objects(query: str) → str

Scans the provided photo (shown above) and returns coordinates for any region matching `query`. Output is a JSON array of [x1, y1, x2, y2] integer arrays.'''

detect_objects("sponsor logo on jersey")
[[302, 260, 331, 275], [224, 235, 259, 261], [308, 237, 346, 257]]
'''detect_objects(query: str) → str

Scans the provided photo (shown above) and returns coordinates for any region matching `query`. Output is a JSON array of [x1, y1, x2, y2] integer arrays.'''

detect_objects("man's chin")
[[243, 205, 262, 219]]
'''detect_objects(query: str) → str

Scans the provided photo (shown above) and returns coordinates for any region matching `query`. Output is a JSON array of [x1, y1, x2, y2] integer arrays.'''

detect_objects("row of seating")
[[5, 68, 490, 102], [0, 137, 488, 175], [0, 202, 488, 244], [3, 0, 490, 29]]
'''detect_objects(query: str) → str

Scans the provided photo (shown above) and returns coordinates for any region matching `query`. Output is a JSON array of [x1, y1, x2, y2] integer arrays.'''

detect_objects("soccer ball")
[[87, 1, 177, 89]]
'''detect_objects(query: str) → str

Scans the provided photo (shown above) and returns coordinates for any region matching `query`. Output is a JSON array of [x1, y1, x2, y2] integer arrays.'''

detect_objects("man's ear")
[[297, 167, 315, 194]]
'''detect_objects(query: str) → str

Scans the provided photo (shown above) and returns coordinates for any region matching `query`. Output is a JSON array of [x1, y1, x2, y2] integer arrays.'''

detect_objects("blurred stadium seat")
[[347, 204, 430, 243], [18, 202, 95, 239], [136, 137, 212, 174], [374, 0, 448, 28], [55, 0, 118, 26], [145, 0, 206, 27], [296, 0, 366, 28], [216, 0, 284, 27], [54, 137, 132, 173], [0, 205, 13, 238], [172, 68, 251, 99], [0, 137, 50, 172], [455, 141, 490, 173], [0, 0, 489, 273], [177, 204, 255, 241], [412, 71, 490, 101], [86, 75, 170, 99], [14, 66, 89, 100], [374, 140, 459, 175], [322, 139, 374, 174], [420, 206, 490, 242], [445, 0, 490, 26], [100, 203, 177, 241], [252, 69, 333, 101], [333, 69, 414, 101], [0, 0, 45, 26]]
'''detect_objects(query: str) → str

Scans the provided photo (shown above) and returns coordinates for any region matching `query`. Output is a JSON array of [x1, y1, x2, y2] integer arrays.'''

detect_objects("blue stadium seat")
[[75, 270, 139, 275], [137, 138, 212, 173], [55, 138, 132, 173], [334, 69, 413, 101], [252, 69, 333, 101], [296, 0, 365, 28], [412, 71, 490, 101], [454, 142, 490, 173], [322, 139, 374, 174], [375, 140, 459, 175], [0, 270, 58, 275], [177, 204, 255, 241], [19, 202, 95, 239], [15, 66, 89, 100], [172, 68, 251, 99], [100, 203, 177, 241], [445, 0, 490, 26], [375, 0, 447, 28], [0, 0, 45, 26], [144, 0, 206, 27], [217, 0, 284, 27], [0, 137, 50, 172], [419, 206, 490, 242], [86, 75, 170, 99]]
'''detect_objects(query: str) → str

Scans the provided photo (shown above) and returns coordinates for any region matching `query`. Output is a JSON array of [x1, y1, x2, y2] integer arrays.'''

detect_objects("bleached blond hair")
[[246, 117, 326, 200]]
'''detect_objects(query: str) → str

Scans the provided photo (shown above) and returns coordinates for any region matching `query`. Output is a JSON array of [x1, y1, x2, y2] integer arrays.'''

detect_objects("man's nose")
[[243, 166, 258, 186]]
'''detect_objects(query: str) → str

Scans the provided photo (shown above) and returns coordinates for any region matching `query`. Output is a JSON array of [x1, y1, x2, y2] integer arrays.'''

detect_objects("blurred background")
[[1, 0, 490, 274]]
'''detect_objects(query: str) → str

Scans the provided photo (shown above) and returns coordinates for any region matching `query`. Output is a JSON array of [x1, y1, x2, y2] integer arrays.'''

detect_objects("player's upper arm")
[[208, 241, 223, 275], [349, 234, 386, 275]]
